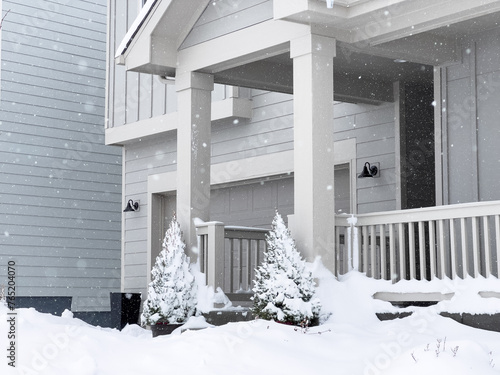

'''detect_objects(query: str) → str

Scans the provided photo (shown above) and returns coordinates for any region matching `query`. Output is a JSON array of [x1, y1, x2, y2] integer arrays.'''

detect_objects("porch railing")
[[196, 201, 500, 294], [335, 201, 500, 282], [196, 222, 267, 294]]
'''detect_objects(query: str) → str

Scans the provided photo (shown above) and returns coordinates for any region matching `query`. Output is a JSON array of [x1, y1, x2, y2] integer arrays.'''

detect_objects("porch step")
[[373, 292, 454, 308], [377, 312, 500, 333], [202, 309, 254, 326]]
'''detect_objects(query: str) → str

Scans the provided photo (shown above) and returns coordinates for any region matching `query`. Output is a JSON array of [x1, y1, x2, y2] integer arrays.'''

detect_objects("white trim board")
[[147, 138, 356, 194]]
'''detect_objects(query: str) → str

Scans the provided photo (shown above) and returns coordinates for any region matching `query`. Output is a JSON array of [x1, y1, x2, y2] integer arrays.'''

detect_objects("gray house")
[[108, 0, 500, 305], [0, 0, 122, 316]]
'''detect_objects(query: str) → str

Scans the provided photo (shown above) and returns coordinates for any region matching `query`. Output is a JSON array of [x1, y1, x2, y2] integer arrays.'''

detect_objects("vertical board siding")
[[0, 0, 122, 312], [107, 0, 175, 129], [444, 26, 500, 204]]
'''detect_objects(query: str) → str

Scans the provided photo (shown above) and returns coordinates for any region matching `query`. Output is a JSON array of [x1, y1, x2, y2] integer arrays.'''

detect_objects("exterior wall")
[[0, 0, 122, 312], [180, 0, 273, 49], [443, 26, 500, 204], [119, 87, 396, 293], [213, 90, 397, 215], [106, 0, 178, 128], [334, 101, 397, 213]]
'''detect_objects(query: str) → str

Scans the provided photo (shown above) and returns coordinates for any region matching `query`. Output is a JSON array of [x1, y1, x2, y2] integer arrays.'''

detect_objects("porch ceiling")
[[117, 0, 499, 103], [212, 45, 432, 104]]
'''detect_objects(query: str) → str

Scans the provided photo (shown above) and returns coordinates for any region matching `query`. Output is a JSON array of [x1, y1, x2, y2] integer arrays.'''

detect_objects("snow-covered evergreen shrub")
[[252, 212, 321, 325], [141, 216, 197, 326]]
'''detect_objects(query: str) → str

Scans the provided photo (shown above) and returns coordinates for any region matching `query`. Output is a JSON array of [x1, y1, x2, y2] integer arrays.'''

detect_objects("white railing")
[[335, 201, 500, 282], [196, 222, 267, 294], [197, 201, 500, 292]]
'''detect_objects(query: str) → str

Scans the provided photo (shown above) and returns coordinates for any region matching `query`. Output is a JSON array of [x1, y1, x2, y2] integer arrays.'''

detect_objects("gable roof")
[[115, 0, 159, 59], [115, 0, 210, 75]]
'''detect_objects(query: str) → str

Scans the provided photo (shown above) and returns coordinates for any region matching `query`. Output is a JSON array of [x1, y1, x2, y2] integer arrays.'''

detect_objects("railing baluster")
[[471, 217, 480, 277], [398, 223, 405, 280], [496, 215, 500, 278], [362, 226, 368, 274], [229, 239, 235, 292], [429, 220, 436, 280], [238, 239, 243, 291], [418, 221, 426, 280], [438, 219, 446, 279], [483, 216, 491, 278], [370, 225, 377, 278], [247, 239, 252, 291], [449, 218, 457, 280], [380, 224, 387, 280], [409, 222, 416, 280], [335, 226, 341, 277], [389, 224, 396, 282], [460, 218, 468, 278]]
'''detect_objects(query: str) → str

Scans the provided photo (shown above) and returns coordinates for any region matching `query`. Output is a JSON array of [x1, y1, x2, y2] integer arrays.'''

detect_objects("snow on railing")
[[335, 201, 500, 282]]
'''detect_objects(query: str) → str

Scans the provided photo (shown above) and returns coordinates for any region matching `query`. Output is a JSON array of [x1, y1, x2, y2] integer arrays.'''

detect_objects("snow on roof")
[[115, 0, 159, 59]]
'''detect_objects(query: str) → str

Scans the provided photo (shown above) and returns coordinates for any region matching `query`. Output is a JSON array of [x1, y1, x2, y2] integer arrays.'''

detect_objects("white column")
[[290, 33, 336, 270], [176, 71, 214, 259]]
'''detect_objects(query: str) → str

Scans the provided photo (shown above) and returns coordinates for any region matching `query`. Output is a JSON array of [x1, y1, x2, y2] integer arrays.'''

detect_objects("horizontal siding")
[[121, 88, 397, 292], [333, 101, 396, 213], [122, 134, 178, 292], [0, 0, 121, 312], [444, 26, 500, 204], [181, 0, 273, 49]]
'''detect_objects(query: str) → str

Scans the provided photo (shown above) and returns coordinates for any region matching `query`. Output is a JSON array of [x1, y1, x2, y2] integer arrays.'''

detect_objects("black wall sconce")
[[123, 199, 139, 212], [358, 162, 379, 178]]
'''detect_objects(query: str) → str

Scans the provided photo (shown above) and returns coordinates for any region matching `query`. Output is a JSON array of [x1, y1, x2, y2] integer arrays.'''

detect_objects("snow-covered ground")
[[3, 264, 500, 375]]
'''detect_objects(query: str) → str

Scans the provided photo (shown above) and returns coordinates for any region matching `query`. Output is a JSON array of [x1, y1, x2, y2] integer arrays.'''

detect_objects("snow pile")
[[2, 269, 500, 374]]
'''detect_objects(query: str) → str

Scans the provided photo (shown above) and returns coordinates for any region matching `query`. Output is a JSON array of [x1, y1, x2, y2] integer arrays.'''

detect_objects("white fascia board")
[[148, 138, 355, 193], [177, 20, 310, 74], [351, 0, 500, 45], [105, 112, 178, 146], [273, 0, 309, 19], [115, 0, 161, 59], [106, 98, 252, 146]]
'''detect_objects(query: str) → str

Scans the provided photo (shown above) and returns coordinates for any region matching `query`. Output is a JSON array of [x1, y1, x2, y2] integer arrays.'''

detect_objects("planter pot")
[[151, 323, 183, 337]]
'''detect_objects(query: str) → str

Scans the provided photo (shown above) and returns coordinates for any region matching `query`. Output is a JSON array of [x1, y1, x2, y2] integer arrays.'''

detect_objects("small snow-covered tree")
[[141, 215, 197, 326], [252, 212, 321, 325]]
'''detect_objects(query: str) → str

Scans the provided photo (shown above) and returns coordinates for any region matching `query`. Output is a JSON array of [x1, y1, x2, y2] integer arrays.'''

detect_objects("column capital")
[[290, 33, 336, 60], [176, 71, 214, 93]]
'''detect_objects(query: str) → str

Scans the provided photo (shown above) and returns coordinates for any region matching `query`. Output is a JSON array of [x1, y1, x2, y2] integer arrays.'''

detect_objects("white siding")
[[334, 101, 397, 213], [180, 0, 273, 49], [213, 91, 397, 213], [122, 135, 177, 292], [120, 88, 396, 292], [107, 0, 177, 128], [443, 26, 500, 204], [0, 0, 122, 312]]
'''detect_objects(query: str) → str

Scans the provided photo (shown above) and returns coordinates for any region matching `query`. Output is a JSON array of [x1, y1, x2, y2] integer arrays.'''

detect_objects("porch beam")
[[290, 33, 336, 270], [177, 20, 309, 75], [175, 71, 214, 259]]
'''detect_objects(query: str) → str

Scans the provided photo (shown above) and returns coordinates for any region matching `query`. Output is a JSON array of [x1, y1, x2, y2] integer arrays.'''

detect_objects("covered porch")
[[113, 0, 500, 308], [196, 200, 500, 302]]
